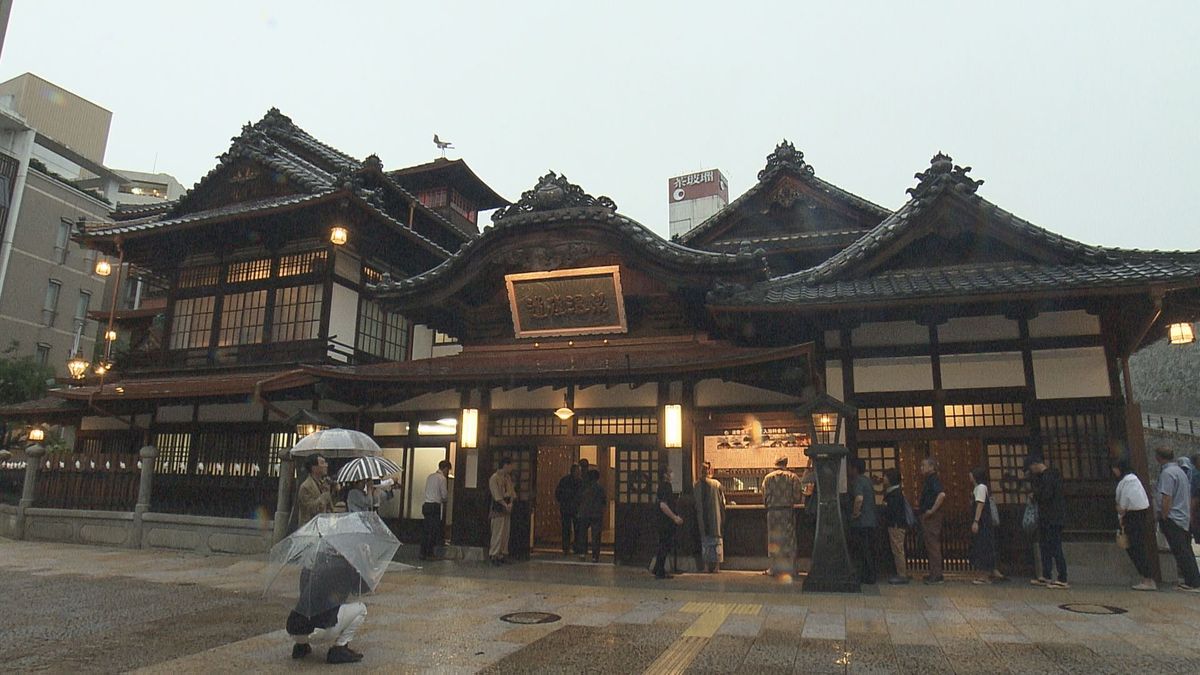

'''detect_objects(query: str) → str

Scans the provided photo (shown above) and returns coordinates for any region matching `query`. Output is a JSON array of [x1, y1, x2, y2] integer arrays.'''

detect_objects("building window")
[[616, 448, 658, 504], [858, 445, 899, 501], [272, 284, 322, 342], [944, 403, 1025, 428], [54, 218, 72, 264], [73, 290, 91, 332], [154, 432, 192, 474], [449, 190, 476, 223], [169, 296, 216, 349], [35, 343, 51, 367], [575, 414, 658, 436], [226, 257, 272, 283], [1039, 413, 1108, 480], [858, 406, 934, 431], [492, 413, 569, 437], [42, 279, 62, 326], [433, 330, 458, 345], [278, 250, 326, 278], [986, 442, 1030, 505], [217, 289, 268, 346], [415, 188, 447, 209], [178, 264, 221, 289], [362, 266, 383, 283], [357, 299, 410, 361]]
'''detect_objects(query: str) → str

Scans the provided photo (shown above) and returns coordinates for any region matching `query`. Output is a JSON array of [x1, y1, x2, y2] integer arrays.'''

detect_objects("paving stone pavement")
[[3, 538, 1200, 674]]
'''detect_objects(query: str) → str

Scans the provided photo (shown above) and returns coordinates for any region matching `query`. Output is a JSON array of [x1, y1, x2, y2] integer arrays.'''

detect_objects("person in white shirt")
[[1111, 457, 1155, 591], [420, 460, 452, 560]]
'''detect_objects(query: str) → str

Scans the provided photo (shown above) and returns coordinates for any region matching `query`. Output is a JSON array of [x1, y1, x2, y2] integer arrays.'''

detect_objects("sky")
[[2, 1, 1198, 249]]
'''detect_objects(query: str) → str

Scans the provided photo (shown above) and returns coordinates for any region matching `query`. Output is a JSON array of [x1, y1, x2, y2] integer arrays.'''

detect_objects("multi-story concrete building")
[[0, 101, 123, 376]]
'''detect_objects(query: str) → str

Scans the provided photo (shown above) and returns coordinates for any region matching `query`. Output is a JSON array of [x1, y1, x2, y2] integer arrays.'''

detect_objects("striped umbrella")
[[335, 455, 402, 483]]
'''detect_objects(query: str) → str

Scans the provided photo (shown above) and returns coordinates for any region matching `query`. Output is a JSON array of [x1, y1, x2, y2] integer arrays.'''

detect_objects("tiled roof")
[[712, 153, 1200, 308], [715, 258, 1200, 308], [81, 191, 336, 237], [304, 339, 812, 384], [370, 173, 770, 298], [678, 140, 890, 246], [0, 395, 84, 418], [88, 108, 468, 247], [701, 229, 867, 253], [50, 370, 313, 402]]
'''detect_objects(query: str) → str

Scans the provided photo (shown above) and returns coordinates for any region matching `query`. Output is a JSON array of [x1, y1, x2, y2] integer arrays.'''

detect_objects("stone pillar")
[[16, 444, 45, 539], [135, 446, 157, 513], [802, 443, 860, 593], [273, 455, 295, 544], [130, 445, 157, 549]]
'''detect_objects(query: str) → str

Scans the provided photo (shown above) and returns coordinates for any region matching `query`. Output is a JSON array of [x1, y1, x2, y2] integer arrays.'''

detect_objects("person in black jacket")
[[577, 469, 606, 562], [1025, 454, 1069, 588], [554, 464, 582, 555]]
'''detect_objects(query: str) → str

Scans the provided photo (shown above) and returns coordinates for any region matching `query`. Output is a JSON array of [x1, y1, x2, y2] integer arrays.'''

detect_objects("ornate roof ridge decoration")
[[906, 152, 984, 200], [492, 171, 617, 223], [758, 140, 815, 181]]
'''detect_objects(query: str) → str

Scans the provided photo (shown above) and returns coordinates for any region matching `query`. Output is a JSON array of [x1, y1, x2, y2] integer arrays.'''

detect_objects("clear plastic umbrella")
[[264, 511, 400, 617], [289, 429, 382, 459]]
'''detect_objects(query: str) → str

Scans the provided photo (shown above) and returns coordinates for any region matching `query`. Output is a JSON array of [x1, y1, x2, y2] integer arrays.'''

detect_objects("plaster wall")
[[1028, 310, 1100, 338], [851, 321, 928, 347], [939, 352, 1026, 389], [853, 356, 934, 392], [937, 315, 1019, 342], [1031, 347, 1110, 399], [694, 379, 800, 407], [327, 283, 358, 362]]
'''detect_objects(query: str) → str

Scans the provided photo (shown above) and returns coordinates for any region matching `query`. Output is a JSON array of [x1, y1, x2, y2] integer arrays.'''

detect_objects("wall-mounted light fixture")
[[1168, 322, 1195, 346], [66, 352, 89, 379], [94, 259, 112, 276], [27, 428, 45, 442], [461, 408, 479, 448], [330, 226, 349, 246], [104, 330, 118, 341], [664, 404, 682, 448]]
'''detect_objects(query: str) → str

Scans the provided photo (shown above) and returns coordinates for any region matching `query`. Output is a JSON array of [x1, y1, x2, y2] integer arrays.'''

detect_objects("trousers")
[[887, 526, 908, 577], [420, 502, 442, 559], [489, 513, 511, 559], [921, 511, 944, 578], [1162, 518, 1200, 587], [291, 603, 366, 648], [1038, 524, 1068, 582]]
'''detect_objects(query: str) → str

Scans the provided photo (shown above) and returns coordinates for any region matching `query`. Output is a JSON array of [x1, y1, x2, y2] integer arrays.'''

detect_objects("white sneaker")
[[1047, 580, 1071, 589], [1131, 580, 1157, 591]]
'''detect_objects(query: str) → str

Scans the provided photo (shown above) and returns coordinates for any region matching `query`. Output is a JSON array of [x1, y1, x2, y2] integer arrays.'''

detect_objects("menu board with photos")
[[703, 426, 811, 470]]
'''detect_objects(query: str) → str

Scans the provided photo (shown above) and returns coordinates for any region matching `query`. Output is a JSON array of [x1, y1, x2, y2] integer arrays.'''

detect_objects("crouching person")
[[287, 601, 367, 664]]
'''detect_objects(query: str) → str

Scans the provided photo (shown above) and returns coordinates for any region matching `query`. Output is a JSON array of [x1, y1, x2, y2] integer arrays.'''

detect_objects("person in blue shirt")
[[847, 457, 878, 585]]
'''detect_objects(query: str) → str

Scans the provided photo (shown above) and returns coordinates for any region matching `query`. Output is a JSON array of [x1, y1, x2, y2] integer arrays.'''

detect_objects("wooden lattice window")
[[617, 448, 658, 504], [357, 299, 410, 361], [497, 449, 534, 501], [169, 296, 215, 349], [945, 403, 1024, 428], [272, 284, 323, 342], [226, 258, 272, 283], [191, 431, 268, 477], [217, 290, 268, 346], [492, 414, 569, 436], [279, 251, 326, 278], [576, 414, 658, 436], [154, 432, 192, 475], [858, 445, 898, 501], [986, 442, 1030, 505], [362, 266, 383, 283], [178, 264, 220, 289], [267, 432, 296, 478], [1039, 413, 1108, 480], [858, 406, 934, 431]]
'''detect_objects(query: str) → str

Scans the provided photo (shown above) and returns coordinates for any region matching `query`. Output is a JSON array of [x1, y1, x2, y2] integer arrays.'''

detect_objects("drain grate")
[[500, 611, 561, 624], [1058, 603, 1127, 615]]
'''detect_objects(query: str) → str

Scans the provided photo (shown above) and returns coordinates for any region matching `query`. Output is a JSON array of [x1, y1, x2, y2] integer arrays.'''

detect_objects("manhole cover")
[[1059, 603, 1127, 615], [500, 612, 561, 624]]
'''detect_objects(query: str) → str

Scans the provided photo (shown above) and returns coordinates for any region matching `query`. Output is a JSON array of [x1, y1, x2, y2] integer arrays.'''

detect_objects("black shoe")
[[654, 573, 674, 580], [327, 645, 363, 664], [343, 645, 363, 659], [291, 643, 311, 659]]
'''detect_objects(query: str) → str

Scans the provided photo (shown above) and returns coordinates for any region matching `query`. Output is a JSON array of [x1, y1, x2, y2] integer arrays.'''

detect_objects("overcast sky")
[[3, 1, 1197, 249]]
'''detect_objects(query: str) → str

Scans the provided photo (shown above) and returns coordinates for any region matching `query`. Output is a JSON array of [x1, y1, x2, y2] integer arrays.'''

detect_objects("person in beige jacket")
[[297, 454, 333, 525], [488, 457, 516, 565]]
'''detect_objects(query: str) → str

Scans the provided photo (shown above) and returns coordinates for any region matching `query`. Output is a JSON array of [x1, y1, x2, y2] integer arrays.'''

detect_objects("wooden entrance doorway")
[[898, 438, 981, 573], [534, 446, 576, 549]]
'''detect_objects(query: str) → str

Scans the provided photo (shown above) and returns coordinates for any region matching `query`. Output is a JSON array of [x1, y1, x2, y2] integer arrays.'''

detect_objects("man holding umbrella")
[[297, 454, 333, 525], [269, 511, 402, 664]]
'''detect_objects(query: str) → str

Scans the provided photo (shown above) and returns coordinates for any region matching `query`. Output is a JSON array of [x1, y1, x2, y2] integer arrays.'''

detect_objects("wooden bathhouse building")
[[4, 120, 1200, 578]]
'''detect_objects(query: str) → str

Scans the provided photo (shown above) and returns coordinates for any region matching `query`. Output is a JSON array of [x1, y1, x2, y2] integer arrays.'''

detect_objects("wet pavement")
[[3, 539, 1200, 673]]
